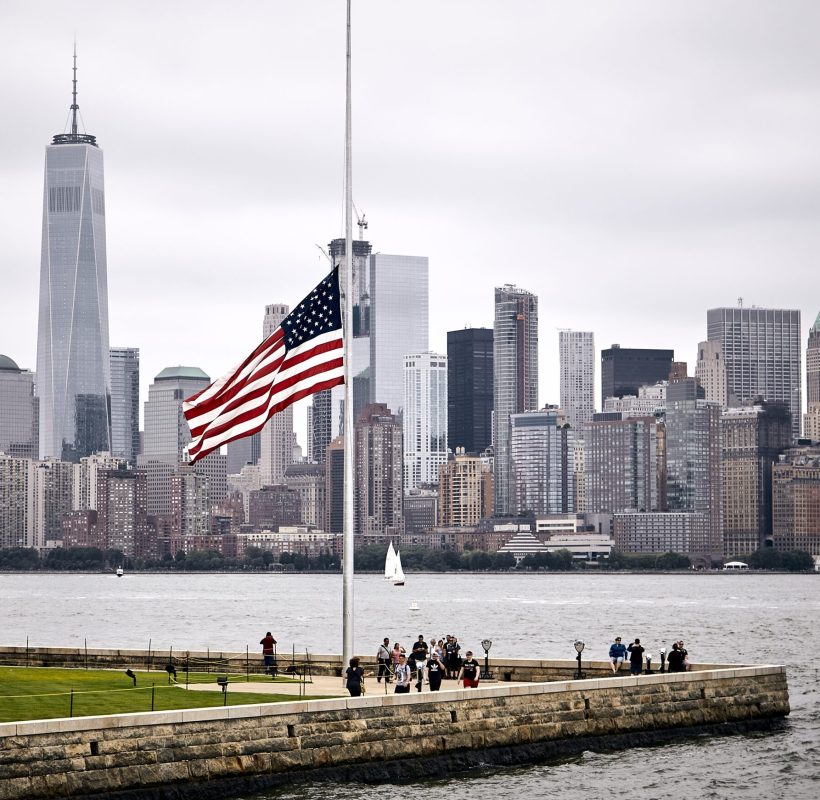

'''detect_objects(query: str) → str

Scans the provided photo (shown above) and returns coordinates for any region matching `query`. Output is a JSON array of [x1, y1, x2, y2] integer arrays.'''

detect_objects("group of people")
[[608, 637, 690, 675], [345, 634, 482, 697]]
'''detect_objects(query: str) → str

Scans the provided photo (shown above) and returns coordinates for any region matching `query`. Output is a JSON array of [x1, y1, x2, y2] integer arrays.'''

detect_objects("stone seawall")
[[0, 665, 789, 800]]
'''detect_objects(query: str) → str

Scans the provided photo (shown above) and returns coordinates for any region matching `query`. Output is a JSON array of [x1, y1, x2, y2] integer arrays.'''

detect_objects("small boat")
[[384, 541, 397, 580], [393, 550, 405, 586], [409, 600, 419, 612], [116, 566, 124, 577]]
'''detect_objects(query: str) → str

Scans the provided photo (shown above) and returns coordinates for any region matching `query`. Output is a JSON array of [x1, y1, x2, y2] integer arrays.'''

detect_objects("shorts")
[[610, 657, 624, 665], [463, 677, 479, 688], [395, 684, 411, 694]]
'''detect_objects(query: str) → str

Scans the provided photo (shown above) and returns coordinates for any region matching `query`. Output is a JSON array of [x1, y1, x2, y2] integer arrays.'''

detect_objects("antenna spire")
[[71, 41, 79, 136]]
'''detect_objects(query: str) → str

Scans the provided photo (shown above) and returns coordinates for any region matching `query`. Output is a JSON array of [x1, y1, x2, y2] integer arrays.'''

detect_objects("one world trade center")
[[36, 52, 111, 461]]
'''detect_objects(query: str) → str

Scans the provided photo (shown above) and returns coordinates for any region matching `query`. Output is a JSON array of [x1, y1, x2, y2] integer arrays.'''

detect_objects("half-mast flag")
[[183, 268, 344, 464]]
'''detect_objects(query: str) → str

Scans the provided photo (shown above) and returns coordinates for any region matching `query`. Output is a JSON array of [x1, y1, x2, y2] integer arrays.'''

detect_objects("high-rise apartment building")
[[355, 404, 403, 536], [447, 328, 493, 454], [510, 407, 574, 516], [0, 355, 37, 459], [259, 304, 295, 485], [31, 459, 74, 547], [109, 348, 140, 464], [665, 378, 722, 557], [603, 383, 667, 417], [493, 285, 538, 515], [559, 331, 595, 434], [772, 445, 820, 556], [600, 346, 674, 405], [805, 404, 820, 442], [585, 413, 661, 514], [438, 451, 492, 526], [94, 466, 150, 557], [284, 462, 326, 528], [695, 340, 728, 406], [37, 58, 111, 461], [0, 454, 31, 549], [73, 451, 122, 511], [370, 254, 429, 416], [720, 402, 791, 556], [403, 352, 448, 491], [707, 306, 802, 441]]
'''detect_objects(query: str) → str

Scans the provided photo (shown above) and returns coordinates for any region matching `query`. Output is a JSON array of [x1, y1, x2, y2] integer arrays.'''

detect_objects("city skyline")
[[2, 3, 820, 450]]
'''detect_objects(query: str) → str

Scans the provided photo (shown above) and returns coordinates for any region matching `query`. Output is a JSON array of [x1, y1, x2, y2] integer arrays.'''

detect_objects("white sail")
[[393, 550, 405, 585], [384, 541, 397, 580]]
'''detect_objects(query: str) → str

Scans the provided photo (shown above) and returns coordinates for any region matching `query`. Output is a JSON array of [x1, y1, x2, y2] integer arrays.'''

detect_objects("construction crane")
[[315, 244, 332, 264], [353, 203, 368, 240]]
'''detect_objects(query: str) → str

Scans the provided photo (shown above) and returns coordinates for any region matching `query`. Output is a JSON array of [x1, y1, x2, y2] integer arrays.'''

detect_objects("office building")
[[772, 445, 820, 556], [585, 413, 661, 514], [404, 489, 439, 535], [284, 462, 326, 528], [369, 254, 429, 416], [493, 285, 538, 515], [559, 331, 595, 434], [695, 340, 728, 406], [447, 328, 493, 454], [403, 352, 448, 491], [600, 346, 674, 405], [707, 306, 802, 440], [438, 450, 493, 527], [806, 313, 820, 434], [259, 304, 296, 485], [226, 433, 260, 475], [721, 402, 791, 556], [248, 485, 301, 531], [613, 512, 709, 556], [109, 348, 139, 464], [804, 404, 820, 442], [355, 404, 403, 536], [324, 436, 345, 534], [0, 355, 37, 459], [603, 383, 666, 418], [36, 58, 111, 461], [664, 378, 722, 557]]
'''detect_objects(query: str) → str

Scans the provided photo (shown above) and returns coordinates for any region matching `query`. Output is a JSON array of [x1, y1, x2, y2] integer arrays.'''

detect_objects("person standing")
[[627, 639, 645, 676], [260, 631, 277, 676], [609, 637, 628, 674], [666, 642, 686, 673], [345, 657, 365, 697], [458, 650, 481, 688], [376, 637, 392, 683], [394, 654, 412, 693], [677, 640, 690, 671], [411, 635, 429, 690], [426, 651, 446, 691]]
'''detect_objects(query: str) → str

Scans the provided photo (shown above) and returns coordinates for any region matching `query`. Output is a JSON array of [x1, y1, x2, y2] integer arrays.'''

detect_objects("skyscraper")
[[720, 402, 791, 556], [0, 355, 37, 459], [806, 312, 820, 436], [259, 304, 295, 485], [369, 253, 429, 416], [403, 352, 448, 491], [438, 451, 493, 526], [109, 348, 139, 464], [707, 306, 802, 441], [695, 340, 728, 406], [37, 54, 111, 462], [493, 285, 538, 515], [447, 328, 493, 454], [559, 331, 595, 434], [600, 346, 674, 405]]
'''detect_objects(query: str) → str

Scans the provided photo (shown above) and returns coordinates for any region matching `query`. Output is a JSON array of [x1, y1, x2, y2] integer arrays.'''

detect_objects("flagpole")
[[342, 0, 355, 670]]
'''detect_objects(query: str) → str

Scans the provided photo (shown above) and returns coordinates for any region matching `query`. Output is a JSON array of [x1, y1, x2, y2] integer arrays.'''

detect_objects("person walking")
[[426, 651, 446, 691], [458, 650, 481, 688], [394, 654, 412, 694], [345, 657, 365, 697], [376, 637, 392, 683], [609, 637, 628, 674], [260, 631, 277, 676], [627, 639, 645, 676]]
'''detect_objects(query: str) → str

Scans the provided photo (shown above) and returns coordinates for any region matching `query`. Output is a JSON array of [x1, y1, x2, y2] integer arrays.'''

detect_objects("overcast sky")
[[2, 1, 819, 446]]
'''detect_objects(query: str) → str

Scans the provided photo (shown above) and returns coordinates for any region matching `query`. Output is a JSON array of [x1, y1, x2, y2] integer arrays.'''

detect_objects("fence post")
[[69, 688, 74, 718], [246, 645, 249, 682], [84, 638, 88, 670], [25, 636, 29, 668], [148, 638, 152, 672], [151, 683, 155, 711], [207, 648, 210, 674]]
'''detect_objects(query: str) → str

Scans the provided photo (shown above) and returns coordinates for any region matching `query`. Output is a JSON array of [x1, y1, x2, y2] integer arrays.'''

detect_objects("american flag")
[[183, 268, 344, 464]]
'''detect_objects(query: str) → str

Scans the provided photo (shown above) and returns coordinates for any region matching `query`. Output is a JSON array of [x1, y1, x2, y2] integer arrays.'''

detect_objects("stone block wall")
[[0, 666, 789, 800]]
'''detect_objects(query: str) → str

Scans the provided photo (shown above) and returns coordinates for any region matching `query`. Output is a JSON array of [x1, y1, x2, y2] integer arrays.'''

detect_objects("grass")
[[0, 666, 322, 723]]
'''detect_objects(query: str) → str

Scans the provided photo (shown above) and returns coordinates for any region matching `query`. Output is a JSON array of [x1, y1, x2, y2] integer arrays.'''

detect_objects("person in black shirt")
[[376, 638, 392, 683], [411, 635, 428, 690], [426, 651, 446, 691], [458, 650, 481, 688], [345, 657, 365, 697], [666, 642, 686, 673], [627, 639, 645, 675]]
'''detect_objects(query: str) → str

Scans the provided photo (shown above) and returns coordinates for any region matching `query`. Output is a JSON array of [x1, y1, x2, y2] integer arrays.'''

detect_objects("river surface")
[[0, 572, 817, 799]]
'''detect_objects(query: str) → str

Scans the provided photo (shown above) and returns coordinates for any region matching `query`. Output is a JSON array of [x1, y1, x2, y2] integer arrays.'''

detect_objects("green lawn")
[[0, 667, 320, 723]]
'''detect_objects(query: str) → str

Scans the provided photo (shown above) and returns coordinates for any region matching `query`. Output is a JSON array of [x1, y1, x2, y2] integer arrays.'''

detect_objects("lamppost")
[[573, 640, 585, 680], [480, 639, 493, 679]]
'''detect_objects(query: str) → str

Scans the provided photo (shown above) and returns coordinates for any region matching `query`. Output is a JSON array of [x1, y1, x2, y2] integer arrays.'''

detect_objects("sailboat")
[[392, 550, 405, 586], [384, 541, 397, 580]]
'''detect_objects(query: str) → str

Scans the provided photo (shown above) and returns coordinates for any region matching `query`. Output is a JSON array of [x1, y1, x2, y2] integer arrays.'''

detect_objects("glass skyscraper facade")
[[109, 347, 140, 464], [0, 355, 37, 459], [36, 71, 111, 462], [447, 328, 493, 454], [600, 346, 673, 405]]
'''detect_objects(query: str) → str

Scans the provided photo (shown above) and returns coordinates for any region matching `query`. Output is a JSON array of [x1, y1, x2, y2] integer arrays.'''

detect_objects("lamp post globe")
[[480, 639, 493, 679], [573, 640, 585, 680]]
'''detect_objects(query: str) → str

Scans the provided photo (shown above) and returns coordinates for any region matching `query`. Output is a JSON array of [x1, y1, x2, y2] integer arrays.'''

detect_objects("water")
[[1, 572, 817, 798]]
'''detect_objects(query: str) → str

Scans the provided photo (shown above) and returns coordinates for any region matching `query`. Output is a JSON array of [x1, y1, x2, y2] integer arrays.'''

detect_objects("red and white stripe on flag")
[[183, 268, 344, 464]]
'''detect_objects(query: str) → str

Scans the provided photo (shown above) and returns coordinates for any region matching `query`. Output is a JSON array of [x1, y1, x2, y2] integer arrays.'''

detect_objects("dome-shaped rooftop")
[[155, 365, 210, 382], [0, 354, 21, 372]]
